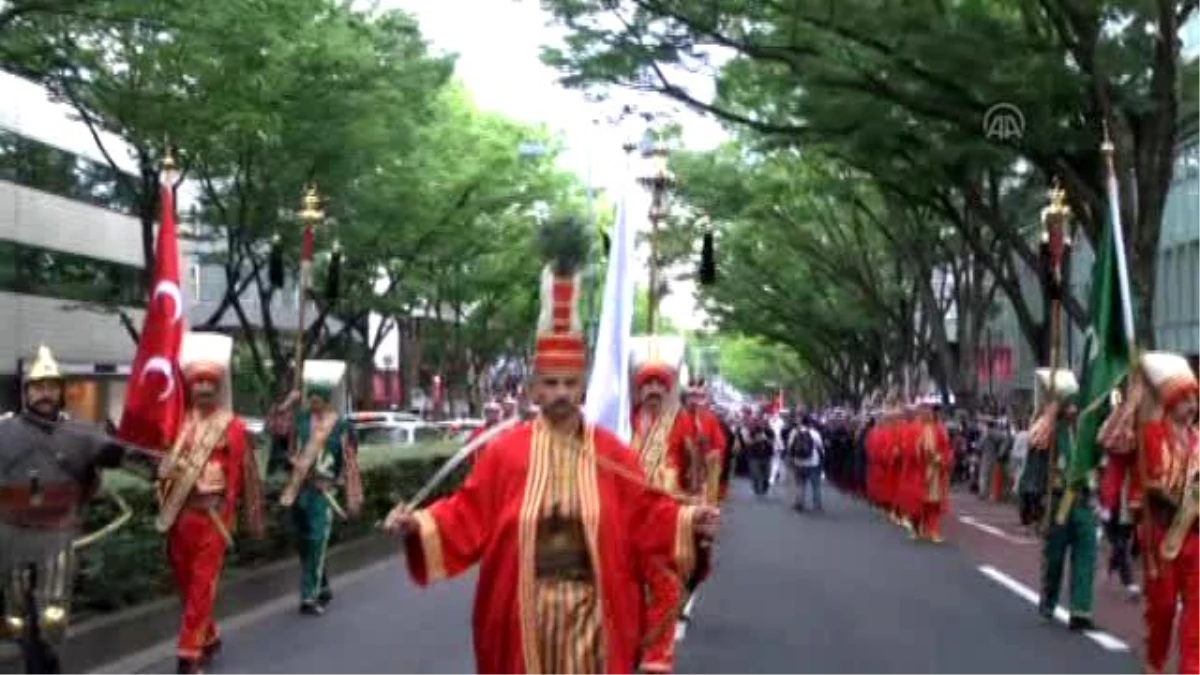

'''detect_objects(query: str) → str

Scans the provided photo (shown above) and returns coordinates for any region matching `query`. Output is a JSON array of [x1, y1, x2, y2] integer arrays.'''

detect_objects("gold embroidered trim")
[[414, 510, 446, 582], [518, 421, 551, 674], [576, 425, 606, 669]]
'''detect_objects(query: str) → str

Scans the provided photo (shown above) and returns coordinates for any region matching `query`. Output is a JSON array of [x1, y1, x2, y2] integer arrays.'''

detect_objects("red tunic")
[[165, 412, 254, 660], [631, 406, 697, 494], [896, 421, 924, 520], [872, 423, 898, 508], [686, 407, 727, 505], [404, 419, 704, 674], [1132, 417, 1199, 674]]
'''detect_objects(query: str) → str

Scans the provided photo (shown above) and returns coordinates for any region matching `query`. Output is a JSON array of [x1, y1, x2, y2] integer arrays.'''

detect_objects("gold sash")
[[634, 407, 678, 485], [155, 411, 234, 533], [279, 412, 337, 507], [921, 425, 943, 502]]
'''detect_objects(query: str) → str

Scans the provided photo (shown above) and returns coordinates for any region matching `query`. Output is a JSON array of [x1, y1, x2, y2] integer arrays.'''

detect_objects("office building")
[[0, 70, 146, 421]]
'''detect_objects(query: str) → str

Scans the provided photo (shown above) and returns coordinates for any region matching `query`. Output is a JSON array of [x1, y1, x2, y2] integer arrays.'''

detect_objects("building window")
[[0, 129, 138, 215], [0, 241, 144, 306], [198, 264, 225, 303]]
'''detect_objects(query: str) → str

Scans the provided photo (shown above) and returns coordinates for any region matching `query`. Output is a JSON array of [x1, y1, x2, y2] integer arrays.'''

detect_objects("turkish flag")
[[118, 178, 186, 451]]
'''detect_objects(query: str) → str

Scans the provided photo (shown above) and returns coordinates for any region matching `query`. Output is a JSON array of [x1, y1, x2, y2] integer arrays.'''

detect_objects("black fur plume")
[[325, 246, 342, 301], [268, 234, 285, 289], [537, 216, 590, 276], [698, 230, 716, 286]]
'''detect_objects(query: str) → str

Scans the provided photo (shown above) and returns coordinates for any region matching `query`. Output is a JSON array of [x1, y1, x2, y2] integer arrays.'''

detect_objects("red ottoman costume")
[[398, 223, 713, 674], [914, 403, 952, 542], [630, 356, 698, 674], [1128, 348, 1200, 667], [156, 333, 263, 673]]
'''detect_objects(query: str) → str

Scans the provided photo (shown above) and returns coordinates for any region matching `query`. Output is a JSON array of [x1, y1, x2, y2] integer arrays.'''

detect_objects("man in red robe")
[[871, 407, 899, 520], [384, 224, 719, 674], [685, 380, 728, 506], [1130, 352, 1198, 674], [896, 405, 923, 534], [156, 333, 264, 674], [630, 358, 699, 673], [914, 401, 952, 543]]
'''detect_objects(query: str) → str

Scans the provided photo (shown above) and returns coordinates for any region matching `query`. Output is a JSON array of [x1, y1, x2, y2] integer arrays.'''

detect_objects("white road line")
[[675, 593, 698, 642], [978, 565, 1129, 652], [959, 516, 1038, 545]]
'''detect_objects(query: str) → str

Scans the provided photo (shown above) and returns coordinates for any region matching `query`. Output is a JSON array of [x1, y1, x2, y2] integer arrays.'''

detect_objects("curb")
[[1, 535, 398, 674]]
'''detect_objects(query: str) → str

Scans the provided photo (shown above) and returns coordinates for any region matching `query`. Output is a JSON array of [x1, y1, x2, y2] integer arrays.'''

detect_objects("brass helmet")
[[25, 345, 63, 383]]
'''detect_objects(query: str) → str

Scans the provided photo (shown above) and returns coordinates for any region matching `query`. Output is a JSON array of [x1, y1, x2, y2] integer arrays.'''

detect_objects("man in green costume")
[[278, 360, 361, 616], [1029, 367, 1097, 630]]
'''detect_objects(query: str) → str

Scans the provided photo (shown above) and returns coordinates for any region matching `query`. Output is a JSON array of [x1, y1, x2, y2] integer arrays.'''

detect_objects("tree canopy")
[[2, 0, 596, 409], [542, 0, 1197, 406]]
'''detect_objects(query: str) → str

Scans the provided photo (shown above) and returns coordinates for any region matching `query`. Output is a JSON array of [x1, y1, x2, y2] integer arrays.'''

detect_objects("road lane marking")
[[978, 565, 1129, 652], [675, 593, 698, 642], [959, 515, 1038, 545]]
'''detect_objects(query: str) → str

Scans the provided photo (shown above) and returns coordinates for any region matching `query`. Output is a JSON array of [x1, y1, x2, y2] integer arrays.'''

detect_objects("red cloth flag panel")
[[118, 179, 186, 451]]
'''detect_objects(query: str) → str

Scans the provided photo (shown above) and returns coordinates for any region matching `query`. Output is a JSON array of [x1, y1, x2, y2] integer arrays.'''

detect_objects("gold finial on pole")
[[161, 140, 179, 184], [299, 183, 325, 225]]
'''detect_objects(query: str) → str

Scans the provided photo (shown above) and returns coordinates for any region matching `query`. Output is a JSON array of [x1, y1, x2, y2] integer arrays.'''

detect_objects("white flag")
[[584, 183, 633, 443]]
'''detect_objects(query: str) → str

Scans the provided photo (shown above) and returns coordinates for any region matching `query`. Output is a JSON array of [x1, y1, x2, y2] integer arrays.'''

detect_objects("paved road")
[[116, 481, 1139, 674]]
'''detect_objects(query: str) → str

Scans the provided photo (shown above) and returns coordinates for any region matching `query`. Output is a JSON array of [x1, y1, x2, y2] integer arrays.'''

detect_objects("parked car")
[[355, 420, 444, 447], [350, 410, 421, 426], [433, 418, 484, 443]]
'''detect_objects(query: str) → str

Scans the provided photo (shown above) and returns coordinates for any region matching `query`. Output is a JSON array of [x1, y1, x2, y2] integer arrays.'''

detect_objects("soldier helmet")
[[24, 344, 63, 383]]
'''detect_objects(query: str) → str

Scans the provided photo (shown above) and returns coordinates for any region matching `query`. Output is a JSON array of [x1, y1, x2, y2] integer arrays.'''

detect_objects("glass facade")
[[0, 240, 145, 307], [0, 128, 139, 216]]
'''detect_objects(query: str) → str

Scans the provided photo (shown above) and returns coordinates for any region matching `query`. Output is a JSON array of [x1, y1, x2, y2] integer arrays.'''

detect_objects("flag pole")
[[1101, 125, 1155, 579], [289, 185, 324, 455], [1040, 180, 1071, 530]]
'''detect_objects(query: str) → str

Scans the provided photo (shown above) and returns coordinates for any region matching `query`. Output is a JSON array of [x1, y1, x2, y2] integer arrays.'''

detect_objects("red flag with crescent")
[[118, 176, 185, 451]]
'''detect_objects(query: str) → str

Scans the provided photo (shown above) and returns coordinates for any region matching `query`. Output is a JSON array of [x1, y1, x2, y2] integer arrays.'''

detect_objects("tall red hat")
[[533, 218, 589, 376]]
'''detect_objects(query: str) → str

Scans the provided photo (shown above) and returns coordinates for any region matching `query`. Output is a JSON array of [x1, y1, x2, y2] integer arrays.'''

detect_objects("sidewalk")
[[946, 489, 1143, 656]]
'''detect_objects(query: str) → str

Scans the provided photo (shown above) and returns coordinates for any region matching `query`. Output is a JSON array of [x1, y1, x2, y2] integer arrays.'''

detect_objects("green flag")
[[1070, 173, 1135, 485]]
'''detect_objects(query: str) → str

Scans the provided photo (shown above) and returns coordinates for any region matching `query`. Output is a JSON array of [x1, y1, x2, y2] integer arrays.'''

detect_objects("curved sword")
[[402, 417, 520, 512]]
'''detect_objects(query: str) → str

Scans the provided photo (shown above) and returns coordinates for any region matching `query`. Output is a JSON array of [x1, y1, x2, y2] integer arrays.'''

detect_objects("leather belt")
[[0, 483, 81, 529], [535, 515, 592, 581]]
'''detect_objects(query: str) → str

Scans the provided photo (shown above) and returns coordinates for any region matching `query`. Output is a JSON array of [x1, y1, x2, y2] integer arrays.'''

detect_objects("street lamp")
[[637, 138, 675, 334]]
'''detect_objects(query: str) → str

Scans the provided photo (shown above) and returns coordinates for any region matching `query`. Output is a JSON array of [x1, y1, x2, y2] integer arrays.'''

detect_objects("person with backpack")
[[787, 415, 824, 512]]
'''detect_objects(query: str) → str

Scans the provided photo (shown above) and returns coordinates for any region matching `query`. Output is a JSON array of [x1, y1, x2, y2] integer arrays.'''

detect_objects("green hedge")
[[75, 442, 464, 615]]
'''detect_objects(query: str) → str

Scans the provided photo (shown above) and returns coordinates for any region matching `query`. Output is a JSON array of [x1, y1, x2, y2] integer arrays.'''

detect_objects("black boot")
[[176, 657, 203, 674], [1067, 615, 1094, 631], [202, 638, 222, 664], [317, 572, 332, 607], [299, 599, 325, 616]]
